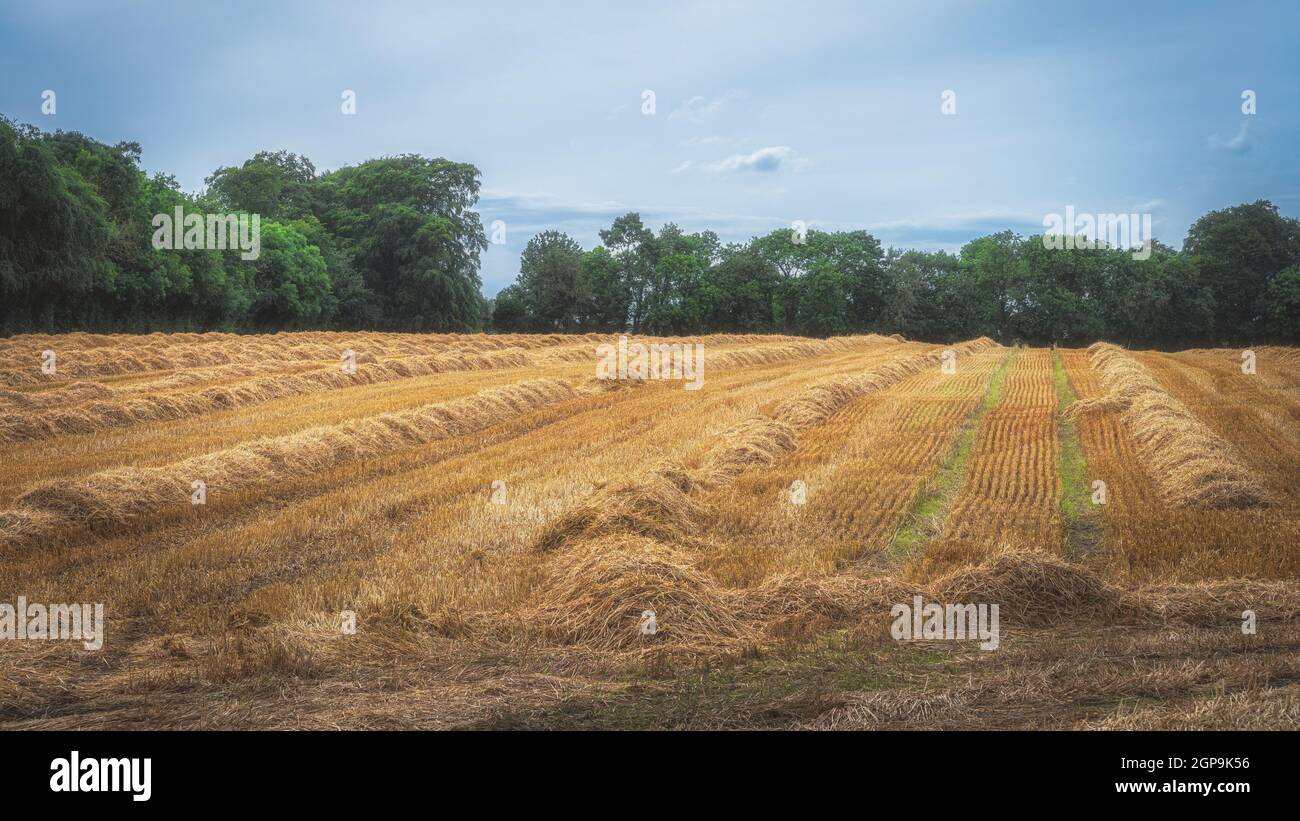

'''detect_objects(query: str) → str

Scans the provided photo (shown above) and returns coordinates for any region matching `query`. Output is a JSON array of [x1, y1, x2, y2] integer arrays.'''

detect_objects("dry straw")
[[532, 533, 754, 652], [1068, 342, 1268, 508], [929, 544, 1124, 626], [0, 378, 581, 548], [0, 335, 886, 441], [525, 337, 1003, 652]]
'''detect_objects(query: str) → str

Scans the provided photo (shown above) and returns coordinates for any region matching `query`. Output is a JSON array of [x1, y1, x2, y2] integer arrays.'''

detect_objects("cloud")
[[1209, 118, 1252, 154], [700, 145, 809, 174], [669, 91, 745, 122]]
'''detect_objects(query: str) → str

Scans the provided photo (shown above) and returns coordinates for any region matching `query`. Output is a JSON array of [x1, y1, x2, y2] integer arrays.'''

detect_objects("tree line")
[[3, 116, 1297, 344], [495, 207, 1300, 345]]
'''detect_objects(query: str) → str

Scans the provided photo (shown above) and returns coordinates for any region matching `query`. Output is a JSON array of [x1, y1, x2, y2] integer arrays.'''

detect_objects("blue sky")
[[2, 0, 1298, 296]]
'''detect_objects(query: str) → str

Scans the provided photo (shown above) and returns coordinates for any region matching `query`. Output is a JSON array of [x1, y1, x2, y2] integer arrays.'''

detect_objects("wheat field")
[[1, 332, 1298, 729]]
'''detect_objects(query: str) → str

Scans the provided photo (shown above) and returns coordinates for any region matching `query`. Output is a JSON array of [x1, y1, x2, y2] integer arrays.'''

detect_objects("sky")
[[2, 0, 1298, 296]]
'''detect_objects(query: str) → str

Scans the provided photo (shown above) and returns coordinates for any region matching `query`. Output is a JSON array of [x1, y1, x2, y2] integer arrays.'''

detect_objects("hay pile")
[[929, 545, 1124, 626], [696, 418, 798, 485], [532, 534, 752, 652], [532, 464, 702, 552], [1069, 343, 1268, 508]]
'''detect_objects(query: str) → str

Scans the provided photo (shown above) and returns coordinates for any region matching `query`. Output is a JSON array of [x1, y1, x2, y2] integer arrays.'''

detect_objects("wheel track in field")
[[917, 349, 1064, 575]]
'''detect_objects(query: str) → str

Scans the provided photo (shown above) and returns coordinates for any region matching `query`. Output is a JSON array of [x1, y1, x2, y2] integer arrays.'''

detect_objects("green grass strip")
[[1051, 348, 1102, 558], [890, 347, 1017, 559]]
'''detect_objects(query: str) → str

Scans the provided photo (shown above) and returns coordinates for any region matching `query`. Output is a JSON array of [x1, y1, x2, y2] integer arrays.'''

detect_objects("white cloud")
[[699, 145, 809, 174]]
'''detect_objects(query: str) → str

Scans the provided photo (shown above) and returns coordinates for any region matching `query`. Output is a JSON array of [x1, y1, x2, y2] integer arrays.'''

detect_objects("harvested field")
[[1, 332, 1297, 729]]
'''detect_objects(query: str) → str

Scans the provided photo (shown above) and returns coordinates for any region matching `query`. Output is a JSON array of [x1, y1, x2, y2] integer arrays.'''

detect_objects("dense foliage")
[[497, 210, 1300, 345], [1, 118, 487, 333], [2, 117, 1296, 343]]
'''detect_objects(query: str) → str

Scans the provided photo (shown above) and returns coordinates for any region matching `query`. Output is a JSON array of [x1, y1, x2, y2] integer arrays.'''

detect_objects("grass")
[[1052, 348, 1102, 558], [891, 347, 1016, 558]]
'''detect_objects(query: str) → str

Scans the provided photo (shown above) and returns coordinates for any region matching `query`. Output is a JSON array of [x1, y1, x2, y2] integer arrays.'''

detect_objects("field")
[[1, 331, 1298, 730]]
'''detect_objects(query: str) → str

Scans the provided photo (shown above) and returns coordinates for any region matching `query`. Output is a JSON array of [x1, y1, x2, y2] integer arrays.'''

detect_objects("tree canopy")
[[494, 211, 1300, 346], [2, 115, 1296, 345]]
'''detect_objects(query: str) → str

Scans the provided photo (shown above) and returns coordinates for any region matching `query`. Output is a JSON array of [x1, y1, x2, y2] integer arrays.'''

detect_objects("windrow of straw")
[[928, 544, 1125, 626], [532, 464, 704, 552], [530, 531, 1300, 656], [0, 331, 622, 386], [534, 337, 1000, 555], [525, 338, 1002, 653], [696, 337, 999, 483], [0, 329, 595, 362], [0, 331, 823, 378], [0, 378, 583, 549], [0, 348, 543, 442], [772, 337, 997, 432], [0, 336, 897, 440], [924, 544, 1300, 629], [1068, 342, 1268, 508], [705, 335, 888, 370]]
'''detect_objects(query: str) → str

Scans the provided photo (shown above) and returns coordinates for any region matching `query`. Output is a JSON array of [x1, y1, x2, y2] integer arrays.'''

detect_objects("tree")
[[599, 212, 655, 332], [809, 230, 887, 331], [698, 248, 781, 332], [205, 151, 317, 221], [580, 246, 628, 330], [517, 230, 588, 330], [796, 261, 850, 336], [316, 155, 488, 330], [0, 118, 114, 332], [490, 284, 532, 331], [1263, 265, 1300, 342], [959, 231, 1022, 339], [244, 221, 332, 329], [1184, 200, 1300, 340]]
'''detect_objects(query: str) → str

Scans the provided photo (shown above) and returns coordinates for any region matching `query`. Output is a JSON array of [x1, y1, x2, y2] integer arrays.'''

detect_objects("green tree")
[[316, 155, 488, 330], [1262, 265, 1300, 342], [599, 212, 655, 332], [580, 246, 629, 330], [1184, 200, 1300, 340], [490, 284, 532, 331], [244, 221, 332, 329], [517, 230, 588, 329], [796, 261, 850, 336], [205, 151, 317, 221]]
